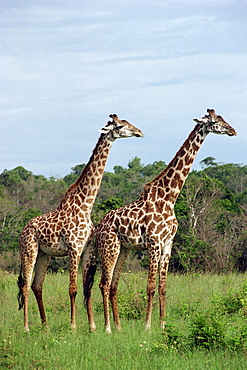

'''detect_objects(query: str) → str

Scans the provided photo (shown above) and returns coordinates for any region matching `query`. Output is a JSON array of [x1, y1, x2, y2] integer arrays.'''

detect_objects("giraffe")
[[17, 114, 143, 332], [84, 109, 237, 333]]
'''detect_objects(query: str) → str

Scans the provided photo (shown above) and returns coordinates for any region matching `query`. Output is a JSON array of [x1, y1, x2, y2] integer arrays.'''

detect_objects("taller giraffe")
[[17, 114, 143, 332], [84, 109, 237, 333]]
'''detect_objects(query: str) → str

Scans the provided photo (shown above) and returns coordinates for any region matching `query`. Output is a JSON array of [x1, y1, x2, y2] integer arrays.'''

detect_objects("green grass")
[[1, 270, 247, 369]]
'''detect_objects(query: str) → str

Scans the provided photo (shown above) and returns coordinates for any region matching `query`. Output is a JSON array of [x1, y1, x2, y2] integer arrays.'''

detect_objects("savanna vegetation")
[[0, 158, 247, 368], [0, 157, 246, 273], [1, 271, 247, 369]]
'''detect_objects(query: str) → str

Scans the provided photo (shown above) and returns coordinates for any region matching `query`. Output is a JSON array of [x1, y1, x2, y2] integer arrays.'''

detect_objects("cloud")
[[0, 1, 246, 177]]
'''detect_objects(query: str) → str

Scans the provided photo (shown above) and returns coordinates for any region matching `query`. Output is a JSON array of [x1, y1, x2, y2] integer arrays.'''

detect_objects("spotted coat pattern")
[[87, 109, 237, 333], [17, 115, 143, 332]]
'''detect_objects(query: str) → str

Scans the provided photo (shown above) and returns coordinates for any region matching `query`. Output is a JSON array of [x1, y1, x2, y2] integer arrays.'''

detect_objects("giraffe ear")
[[193, 116, 208, 124], [99, 127, 109, 134], [99, 123, 115, 134]]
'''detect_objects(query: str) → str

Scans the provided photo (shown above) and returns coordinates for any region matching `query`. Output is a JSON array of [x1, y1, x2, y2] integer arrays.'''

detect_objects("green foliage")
[[200, 156, 218, 167], [0, 166, 32, 188], [186, 279, 247, 350], [171, 297, 201, 319], [172, 172, 246, 273], [22, 208, 42, 226], [1, 272, 247, 369], [171, 234, 210, 273], [98, 157, 167, 205], [0, 200, 41, 252], [92, 197, 124, 225], [63, 164, 86, 186], [189, 314, 225, 349], [202, 162, 247, 200], [0, 158, 246, 273], [151, 275, 247, 354], [94, 273, 148, 320], [239, 281, 247, 313], [117, 281, 147, 320], [211, 293, 242, 315]]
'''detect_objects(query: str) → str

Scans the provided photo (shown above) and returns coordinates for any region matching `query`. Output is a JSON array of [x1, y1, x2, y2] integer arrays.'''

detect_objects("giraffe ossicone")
[[17, 114, 143, 332], [84, 109, 236, 333]]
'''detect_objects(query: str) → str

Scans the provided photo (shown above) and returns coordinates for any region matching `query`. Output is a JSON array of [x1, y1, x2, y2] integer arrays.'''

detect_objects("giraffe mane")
[[60, 134, 106, 202], [143, 123, 201, 191]]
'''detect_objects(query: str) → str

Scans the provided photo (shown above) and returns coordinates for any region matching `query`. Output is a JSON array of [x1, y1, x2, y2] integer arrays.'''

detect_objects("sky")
[[1, 0, 246, 178]]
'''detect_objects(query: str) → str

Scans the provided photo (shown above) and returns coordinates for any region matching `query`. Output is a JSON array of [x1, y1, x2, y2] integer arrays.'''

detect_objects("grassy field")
[[1, 270, 247, 369]]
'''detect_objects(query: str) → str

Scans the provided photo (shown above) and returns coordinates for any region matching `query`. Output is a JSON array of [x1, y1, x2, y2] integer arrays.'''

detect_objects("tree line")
[[0, 157, 246, 273]]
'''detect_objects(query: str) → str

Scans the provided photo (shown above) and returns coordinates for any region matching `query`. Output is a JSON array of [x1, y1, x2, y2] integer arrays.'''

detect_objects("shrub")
[[117, 281, 147, 320], [188, 314, 225, 349]]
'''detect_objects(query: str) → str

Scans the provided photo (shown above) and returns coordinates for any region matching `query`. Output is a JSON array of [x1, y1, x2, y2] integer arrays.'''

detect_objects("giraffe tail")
[[17, 266, 24, 310], [83, 261, 97, 308]]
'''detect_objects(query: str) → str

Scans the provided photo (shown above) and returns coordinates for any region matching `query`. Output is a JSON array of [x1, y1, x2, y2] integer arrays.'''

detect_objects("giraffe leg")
[[21, 258, 37, 332], [82, 237, 97, 333], [99, 237, 120, 334], [110, 247, 130, 331], [145, 246, 160, 331], [69, 248, 82, 330], [31, 250, 51, 327], [158, 252, 170, 330], [100, 269, 115, 334], [159, 226, 177, 329], [18, 229, 39, 332]]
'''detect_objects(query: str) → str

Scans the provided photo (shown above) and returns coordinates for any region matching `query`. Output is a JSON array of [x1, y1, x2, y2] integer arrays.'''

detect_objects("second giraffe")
[[84, 109, 237, 333]]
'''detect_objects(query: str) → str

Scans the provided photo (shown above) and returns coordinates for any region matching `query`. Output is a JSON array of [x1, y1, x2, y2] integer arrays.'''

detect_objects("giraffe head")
[[99, 114, 144, 139], [193, 109, 237, 136]]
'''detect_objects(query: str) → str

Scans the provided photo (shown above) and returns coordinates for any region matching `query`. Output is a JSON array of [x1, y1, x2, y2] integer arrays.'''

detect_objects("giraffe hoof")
[[160, 321, 166, 330], [144, 324, 151, 331], [90, 326, 97, 333]]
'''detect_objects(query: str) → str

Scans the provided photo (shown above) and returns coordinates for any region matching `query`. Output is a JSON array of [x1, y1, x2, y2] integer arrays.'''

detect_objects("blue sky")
[[1, 0, 246, 178]]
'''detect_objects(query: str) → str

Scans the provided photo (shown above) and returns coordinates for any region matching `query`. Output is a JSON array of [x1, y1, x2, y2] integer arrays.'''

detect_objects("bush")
[[117, 281, 147, 320], [189, 314, 225, 349], [0, 251, 20, 273], [211, 280, 247, 316]]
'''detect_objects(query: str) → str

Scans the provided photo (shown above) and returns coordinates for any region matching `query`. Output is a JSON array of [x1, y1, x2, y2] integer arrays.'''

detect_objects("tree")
[[0, 166, 32, 188], [0, 160, 246, 273], [63, 164, 86, 186], [200, 157, 217, 168], [92, 197, 123, 225], [172, 173, 246, 273]]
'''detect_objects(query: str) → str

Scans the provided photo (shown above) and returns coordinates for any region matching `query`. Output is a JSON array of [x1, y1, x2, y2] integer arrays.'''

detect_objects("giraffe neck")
[[59, 134, 114, 213], [145, 123, 207, 205]]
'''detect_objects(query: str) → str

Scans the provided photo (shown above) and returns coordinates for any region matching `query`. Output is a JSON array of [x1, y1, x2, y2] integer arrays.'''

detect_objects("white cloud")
[[0, 0, 246, 177]]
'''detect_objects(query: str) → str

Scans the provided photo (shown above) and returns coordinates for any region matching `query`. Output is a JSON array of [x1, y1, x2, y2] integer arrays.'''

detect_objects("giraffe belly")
[[121, 236, 146, 251], [40, 238, 69, 257]]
